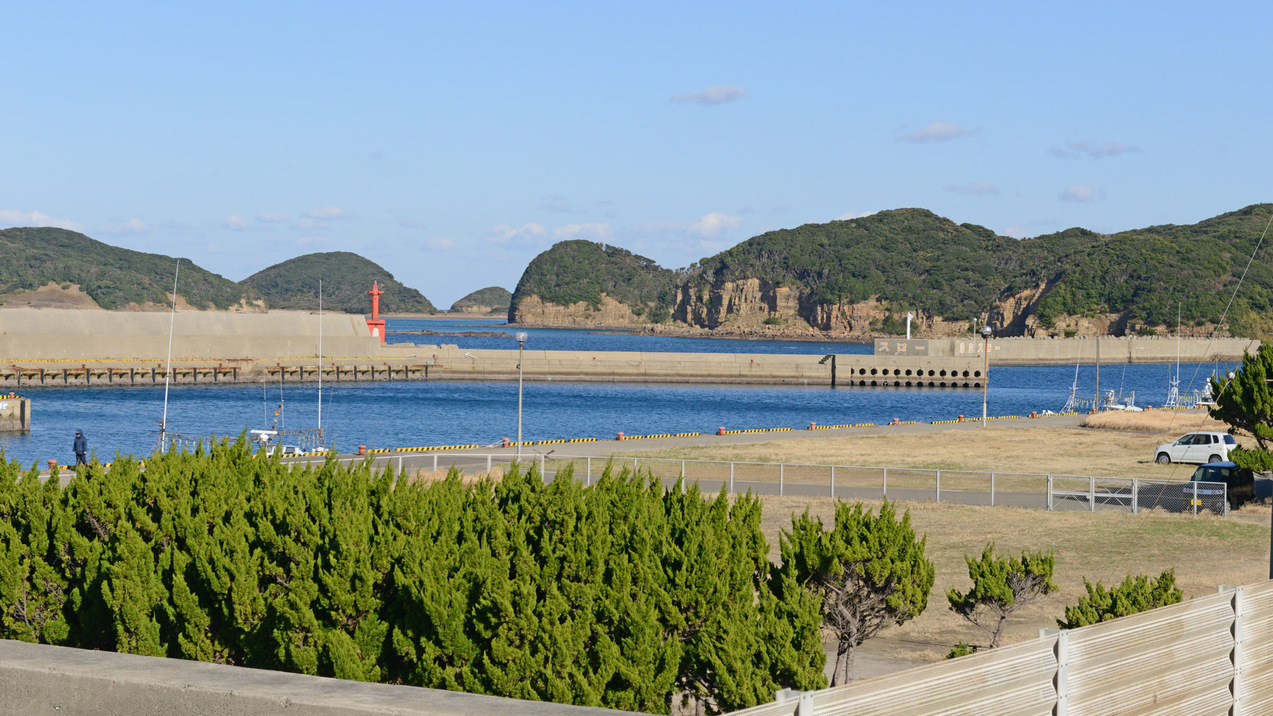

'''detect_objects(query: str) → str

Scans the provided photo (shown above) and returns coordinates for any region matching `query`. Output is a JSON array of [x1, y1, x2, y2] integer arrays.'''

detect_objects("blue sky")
[[2, 2, 1270, 307]]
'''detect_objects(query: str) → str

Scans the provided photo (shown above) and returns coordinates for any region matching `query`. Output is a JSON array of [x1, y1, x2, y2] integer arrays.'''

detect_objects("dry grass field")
[[758, 495, 1271, 672], [615, 410, 1240, 481], [1079, 408, 1229, 432]]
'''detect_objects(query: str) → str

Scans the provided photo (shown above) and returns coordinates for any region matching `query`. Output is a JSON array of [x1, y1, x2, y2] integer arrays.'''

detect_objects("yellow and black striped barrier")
[[809, 422, 877, 430], [720, 427, 794, 435]]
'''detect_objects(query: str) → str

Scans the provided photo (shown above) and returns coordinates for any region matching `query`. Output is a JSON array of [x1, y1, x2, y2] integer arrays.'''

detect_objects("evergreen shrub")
[[0, 440, 825, 714]]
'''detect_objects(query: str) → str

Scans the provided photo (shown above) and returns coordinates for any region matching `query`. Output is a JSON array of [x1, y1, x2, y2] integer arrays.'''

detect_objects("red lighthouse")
[[366, 281, 386, 342]]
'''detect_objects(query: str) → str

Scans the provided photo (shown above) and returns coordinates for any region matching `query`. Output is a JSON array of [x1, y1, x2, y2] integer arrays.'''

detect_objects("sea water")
[[0, 318, 1234, 467]]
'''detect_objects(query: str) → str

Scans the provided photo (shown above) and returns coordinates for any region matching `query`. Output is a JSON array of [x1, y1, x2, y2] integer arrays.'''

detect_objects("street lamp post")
[[516, 331, 527, 460], [981, 324, 992, 427]]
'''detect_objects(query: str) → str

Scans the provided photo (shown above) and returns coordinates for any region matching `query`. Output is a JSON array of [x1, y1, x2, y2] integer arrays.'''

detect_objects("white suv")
[[1154, 432, 1236, 465]]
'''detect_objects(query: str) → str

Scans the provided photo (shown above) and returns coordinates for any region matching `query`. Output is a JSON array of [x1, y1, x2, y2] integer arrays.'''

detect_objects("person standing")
[[73, 429, 87, 466]]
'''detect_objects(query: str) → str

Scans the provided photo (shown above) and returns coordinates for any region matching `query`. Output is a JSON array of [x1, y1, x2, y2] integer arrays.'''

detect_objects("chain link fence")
[[320, 452, 1233, 516]]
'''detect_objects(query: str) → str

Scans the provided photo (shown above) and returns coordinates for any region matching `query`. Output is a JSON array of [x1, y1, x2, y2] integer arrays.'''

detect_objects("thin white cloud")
[[398, 218, 427, 230], [304, 207, 346, 220], [489, 223, 548, 246], [257, 212, 291, 223], [426, 237, 454, 250], [0, 209, 85, 232], [670, 84, 747, 105], [837, 210, 877, 220], [224, 214, 248, 230], [899, 121, 974, 143], [1059, 185, 1098, 203], [944, 182, 1000, 196], [542, 195, 572, 213], [295, 236, 327, 246], [1051, 141, 1138, 159], [553, 223, 613, 240], [688, 212, 741, 236], [1000, 225, 1030, 238], [98, 218, 150, 235]]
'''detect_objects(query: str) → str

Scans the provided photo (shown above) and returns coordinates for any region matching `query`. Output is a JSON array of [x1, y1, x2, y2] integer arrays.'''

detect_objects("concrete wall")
[[387, 344, 985, 387], [0, 639, 635, 715], [0, 396, 29, 431], [0, 308, 379, 361], [875, 336, 1259, 364]]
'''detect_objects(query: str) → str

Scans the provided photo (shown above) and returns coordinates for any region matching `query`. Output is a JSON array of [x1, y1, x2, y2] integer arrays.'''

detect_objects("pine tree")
[[947, 544, 1056, 648], [778, 500, 935, 685], [1210, 344, 1273, 469], [1057, 570, 1182, 629]]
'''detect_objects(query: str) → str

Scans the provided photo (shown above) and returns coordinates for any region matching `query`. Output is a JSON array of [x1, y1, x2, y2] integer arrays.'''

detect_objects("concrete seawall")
[[0, 639, 633, 715], [0, 309, 1259, 389], [0, 308, 377, 361], [876, 336, 1259, 364]]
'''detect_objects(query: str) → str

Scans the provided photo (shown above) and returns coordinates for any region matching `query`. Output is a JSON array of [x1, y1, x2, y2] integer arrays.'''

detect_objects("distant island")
[[0, 229, 437, 315], [7, 203, 1272, 339], [243, 251, 436, 314], [508, 204, 1273, 339], [448, 286, 512, 315]]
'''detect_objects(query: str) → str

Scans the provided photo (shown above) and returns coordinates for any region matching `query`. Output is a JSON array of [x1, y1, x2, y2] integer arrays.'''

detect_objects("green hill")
[[240, 251, 436, 314], [449, 286, 512, 313], [512, 204, 1273, 336], [509, 240, 678, 322], [0, 227, 249, 309], [689, 209, 1023, 322]]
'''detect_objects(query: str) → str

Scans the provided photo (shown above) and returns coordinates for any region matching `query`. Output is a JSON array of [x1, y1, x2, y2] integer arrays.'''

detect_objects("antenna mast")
[[159, 259, 180, 451]]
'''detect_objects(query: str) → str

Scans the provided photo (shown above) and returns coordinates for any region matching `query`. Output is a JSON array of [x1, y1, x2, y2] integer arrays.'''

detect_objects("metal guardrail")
[[298, 452, 1231, 517]]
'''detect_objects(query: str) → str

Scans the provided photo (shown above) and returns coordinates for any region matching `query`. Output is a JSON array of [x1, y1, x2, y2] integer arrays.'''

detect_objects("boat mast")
[[1095, 332, 1101, 410], [159, 259, 180, 451]]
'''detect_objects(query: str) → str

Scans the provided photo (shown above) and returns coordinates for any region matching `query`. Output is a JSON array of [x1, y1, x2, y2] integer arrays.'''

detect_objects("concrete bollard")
[[47, 459, 56, 471], [717, 427, 726, 436], [501, 437, 510, 448], [357, 445, 367, 456], [1030, 411, 1037, 418], [808, 422, 816, 430], [958, 415, 964, 422], [616, 432, 625, 441]]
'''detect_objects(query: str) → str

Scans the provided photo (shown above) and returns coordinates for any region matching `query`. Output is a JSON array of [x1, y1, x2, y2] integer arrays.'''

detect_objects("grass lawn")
[[757, 494, 1270, 670], [613, 409, 1236, 481]]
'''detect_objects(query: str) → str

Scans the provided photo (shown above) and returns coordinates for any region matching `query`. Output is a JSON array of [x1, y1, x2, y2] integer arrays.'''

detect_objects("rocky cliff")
[[510, 294, 651, 326], [509, 205, 1273, 338]]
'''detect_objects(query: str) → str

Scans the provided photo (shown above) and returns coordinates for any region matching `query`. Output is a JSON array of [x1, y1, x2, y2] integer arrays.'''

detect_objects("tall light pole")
[[516, 331, 527, 460], [981, 324, 992, 427]]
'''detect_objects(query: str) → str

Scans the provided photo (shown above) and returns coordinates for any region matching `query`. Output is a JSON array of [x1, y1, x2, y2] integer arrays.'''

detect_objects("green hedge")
[[0, 440, 824, 714]]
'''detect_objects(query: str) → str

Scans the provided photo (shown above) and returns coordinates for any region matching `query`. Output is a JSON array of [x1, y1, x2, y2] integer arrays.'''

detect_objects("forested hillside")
[[449, 285, 511, 313], [509, 240, 678, 323], [0, 227, 250, 309], [241, 251, 436, 314], [511, 204, 1273, 337]]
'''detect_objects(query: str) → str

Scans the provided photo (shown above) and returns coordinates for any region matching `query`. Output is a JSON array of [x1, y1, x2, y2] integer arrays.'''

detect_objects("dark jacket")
[[73, 432, 87, 455]]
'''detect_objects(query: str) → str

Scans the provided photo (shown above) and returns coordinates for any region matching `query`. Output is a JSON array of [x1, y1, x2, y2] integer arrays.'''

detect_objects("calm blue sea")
[[0, 317, 1234, 467], [385, 317, 876, 355]]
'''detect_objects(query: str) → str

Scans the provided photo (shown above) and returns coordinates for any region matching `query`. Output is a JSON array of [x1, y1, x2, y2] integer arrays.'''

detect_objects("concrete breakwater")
[[878, 336, 1258, 364], [0, 348, 985, 389], [0, 309, 1258, 388]]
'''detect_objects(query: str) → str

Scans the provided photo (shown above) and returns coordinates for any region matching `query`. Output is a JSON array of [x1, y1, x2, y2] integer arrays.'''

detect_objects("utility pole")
[[1095, 332, 1101, 411], [981, 325, 992, 426], [516, 331, 527, 460]]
